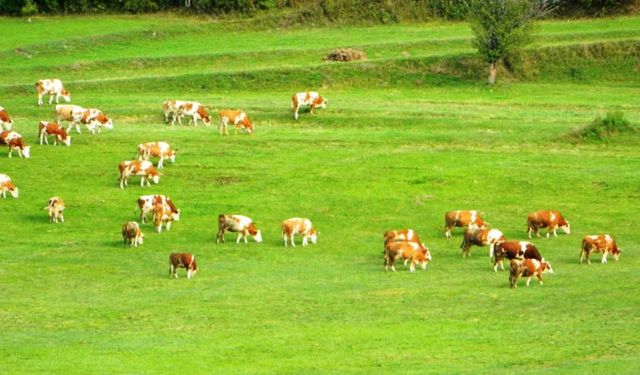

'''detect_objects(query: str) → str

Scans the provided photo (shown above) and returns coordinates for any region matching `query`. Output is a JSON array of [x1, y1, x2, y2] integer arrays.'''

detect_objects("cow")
[[36, 79, 71, 106], [460, 227, 505, 258], [169, 253, 198, 279], [122, 221, 144, 247], [217, 214, 262, 244], [153, 201, 180, 233], [137, 195, 180, 224], [444, 210, 486, 238], [0, 173, 18, 198], [162, 100, 187, 124], [492, 240, 543, 272], [509, 258, 554, 288], [118, 160, 160, 189], [384, 241, 432, 272], [81, 108, 113, 134], [55, 104, 85, 133], [45, 196, 65, 223], [281, 218, 318, 247], [137, 141, 176, 169], [0, 106, 13, 130], [291, 91, 327, 120], [527, 210, 570, 239], [175, 101, 211, 126], [38, 121, 71, 146], [0, 131, 31, 158], [580, 234, 622, 264], [218, 110, 253, 135]]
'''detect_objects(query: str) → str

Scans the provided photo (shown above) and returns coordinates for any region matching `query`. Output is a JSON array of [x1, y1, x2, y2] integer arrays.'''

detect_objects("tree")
[[467, 0, 556, 85]]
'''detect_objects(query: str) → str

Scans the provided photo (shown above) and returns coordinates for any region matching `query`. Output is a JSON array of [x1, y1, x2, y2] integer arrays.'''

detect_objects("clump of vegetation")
[[569, 111, 637, 142], [323, 48, 367, 62]]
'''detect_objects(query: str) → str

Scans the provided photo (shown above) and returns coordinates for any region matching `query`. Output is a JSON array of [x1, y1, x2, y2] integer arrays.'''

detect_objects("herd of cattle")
[[1, 79, 624, 283]]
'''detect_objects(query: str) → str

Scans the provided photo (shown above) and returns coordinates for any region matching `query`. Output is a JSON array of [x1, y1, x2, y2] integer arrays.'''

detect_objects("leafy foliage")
[[570, 111, 637, 142]]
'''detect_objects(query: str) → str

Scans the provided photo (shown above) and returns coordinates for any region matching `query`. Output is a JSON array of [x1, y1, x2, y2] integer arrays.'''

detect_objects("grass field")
[[1, 13, 640, 374]]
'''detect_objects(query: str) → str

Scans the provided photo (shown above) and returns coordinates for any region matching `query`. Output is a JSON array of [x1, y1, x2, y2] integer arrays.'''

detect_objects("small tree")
[[468, 0, 556, 85]]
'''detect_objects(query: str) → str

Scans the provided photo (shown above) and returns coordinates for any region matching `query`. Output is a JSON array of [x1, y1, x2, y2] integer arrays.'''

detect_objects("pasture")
[[1, 14, 639, 374]]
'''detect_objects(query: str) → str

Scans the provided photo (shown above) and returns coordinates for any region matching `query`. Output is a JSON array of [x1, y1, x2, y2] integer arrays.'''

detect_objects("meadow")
[[1, 13, 639, 374]]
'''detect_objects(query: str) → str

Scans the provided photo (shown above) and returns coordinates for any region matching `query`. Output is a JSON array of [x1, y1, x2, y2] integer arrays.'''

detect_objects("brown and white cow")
[[527, 210, 570, 239], [492, 240, 543, 272], [0, 173, 18, 198], [580, 234, 622, 264], [36, 79, 71, 106], [162, 100, 187, 124], [175, 101, 211, 126], [291, 92, 327, 120], [137, 142, 176, 169], [444, 210, 486, 238], [153, 201, 180, 233], [122, 221, 144, 247], [509, 258, 554, 288], [55, 104, 85, 133], [169, 253, 198, 279], [0, 131, 31, 158], [217, 214, 263, 244], [45, 196, 65, 223], [460, 227, 505, 258], [218, 110, 253, 135], [282, 217, 317, 247], [81, 108, 113, 134], [384, 241, 432, 272], [137, 195, 180, 224], [0, 106, 14, 130], [118, 160, 160, 189], [39, 121, 71, 146]]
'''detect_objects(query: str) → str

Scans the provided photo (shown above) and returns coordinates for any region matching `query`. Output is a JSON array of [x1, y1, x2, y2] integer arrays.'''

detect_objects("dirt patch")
[[324, 48, 367, 62]]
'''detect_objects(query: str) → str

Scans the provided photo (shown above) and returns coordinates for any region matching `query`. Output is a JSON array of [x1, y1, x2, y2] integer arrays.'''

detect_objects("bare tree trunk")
[[487, 62, 497, 85]]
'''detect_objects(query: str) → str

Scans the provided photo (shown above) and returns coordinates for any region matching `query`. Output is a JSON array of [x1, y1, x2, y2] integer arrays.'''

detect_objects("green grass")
[[1, 13, 640, 374]]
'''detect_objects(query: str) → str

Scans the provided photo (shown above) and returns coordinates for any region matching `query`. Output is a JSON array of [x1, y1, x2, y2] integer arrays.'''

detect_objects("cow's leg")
[[294, 106, 299, 120], [49, 95, 54, 105], [236, 233, 243, 243], [290, 235, 296, 247], [409, 261, 416, 272], [158, 157, 164, 169], [166, 221, 171, 231], [602, 251, 608, 264], [310, 104, 316, 114], [75, 123, 81, 134], [38, 94, 43, 106], [302, 236, 308, 246], [526, 277, 532, 286]]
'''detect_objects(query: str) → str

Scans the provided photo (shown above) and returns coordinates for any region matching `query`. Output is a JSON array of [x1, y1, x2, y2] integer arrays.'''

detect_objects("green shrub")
[[571, 111, 637, 142]]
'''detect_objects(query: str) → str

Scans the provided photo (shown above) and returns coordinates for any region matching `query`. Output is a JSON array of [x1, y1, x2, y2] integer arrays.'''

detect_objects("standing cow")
[[39, 121, 71, 146], [153, 201, 180, 233], [0, 131, 31, 158], [509, 258, 554, 288], [45, 196, 65, 223], [137, 195, 179, 224], [527, 210, 570, 239], [580, 234, 622, 264], [36, 79, 71, 106], [118, 160, 160, 189], [217, 214, 263, 243], [444, 210, 486, 238], [291, 92, 327, 120], [122, 221, 144, 247], [0, 173, 19, 198], [281, 217, 318, 247], [218, 110, 254, 135], [384, 241, 432, 273], [0, 106, 14, 130], [162, 100, 187, 124], [460, 227, 505, 258], [175, 101, 211, 126], [169, 253, 198, 279], [492, 240, 544, 272], [137, 141, 176, 168]]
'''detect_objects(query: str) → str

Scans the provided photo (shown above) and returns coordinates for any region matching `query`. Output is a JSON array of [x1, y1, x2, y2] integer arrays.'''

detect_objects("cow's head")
[[21, 145, 31, 158], [7, 185, 19, 198], [248, 224, 263, 243], [314, 95, 327, 109], [148, 169, 160, 184], [559, 222, 570, 235], [169, 149, 177, 163], [171, 209, 181, 222], [136, 232, 144, 245], [611, 244, 622, 261], [99, 115, 113, 130], [307, 228, 318, 244], [242, 117, 254, 134], [61, 89, 71, 102], [541, 261, 554, 274]]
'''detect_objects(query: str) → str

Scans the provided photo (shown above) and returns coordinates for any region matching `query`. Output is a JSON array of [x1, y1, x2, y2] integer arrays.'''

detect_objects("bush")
[[571, 111, 637, 142]]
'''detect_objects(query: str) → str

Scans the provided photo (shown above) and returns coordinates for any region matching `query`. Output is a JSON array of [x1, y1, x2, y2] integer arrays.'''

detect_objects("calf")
[[45, 196, 65, 223], [580, 234, 622, 264], [217, 214, 262, 243], [137, 195, 180, 224], [281, 217, 318, 247], [291, 92, 327, 120], [137, 141, 176, 168], [218, 110, 253, 135], [0, 131, 31, 158], [39, 121, 71, 146], [162, 100, 187, 124], [169, 253, 198, 279], [122, 221, 144, 247], [55, 104, 85, 133], [153, 201, 180, 233], [0, 106, 13, 130], [492, 240, 543, 272], [0, 173, 19, 198], [384, 241, 432, 272], [527, 210, 570, 239], [460, 227, 505, 258], [36, 79, 71, 106], [175, 101, 211, 126], [509, 258, 554, 288], [118, 160, 160, 189], [444, 210, 486, 238]]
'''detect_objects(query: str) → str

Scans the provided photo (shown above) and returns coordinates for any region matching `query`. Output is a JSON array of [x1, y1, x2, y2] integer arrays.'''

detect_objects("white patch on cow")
[[470, 211, 477, 223]]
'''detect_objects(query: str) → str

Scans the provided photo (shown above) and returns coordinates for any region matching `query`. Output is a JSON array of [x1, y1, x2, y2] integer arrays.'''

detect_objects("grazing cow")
[[527, 210, 570, 239], [492, 240, 543, 272], [153, 201, 180, 233], [217, 214, 263, 243], [0, 173, 18, 198], [45, 196, 65, 223], [580, 234, 622, 264], [36, 79, 71, 106], [169, 253, 198, 279], [175, 101, 211, 126], [122, 221, 144, 247], [281, 218, 318, 247], [118, 160, 160, 189], [291, 91, 327, 120], [0, 131, 31, 158], [460, 227, 505, 258], [444, 210, 486, 238], [162, 100, 187, 124], [137, 195, 180, 224], [137, 141, 176, 168], [218, 110, 253, 135], [39, 121, 71, 146], [509, 258, 554, 288], [55, 104, 85, 133], [384, 241, 432, 272], [0, 106, 13, 130], [81, 108, 113, 134]]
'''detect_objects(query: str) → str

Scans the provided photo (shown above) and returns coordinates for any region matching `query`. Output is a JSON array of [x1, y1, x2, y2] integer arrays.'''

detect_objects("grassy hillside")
[[1, 14, 639, 374]]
